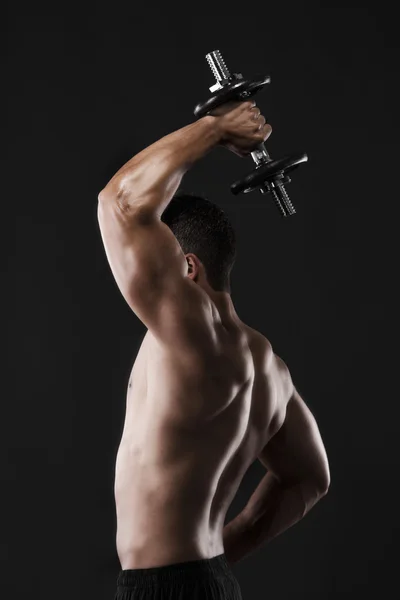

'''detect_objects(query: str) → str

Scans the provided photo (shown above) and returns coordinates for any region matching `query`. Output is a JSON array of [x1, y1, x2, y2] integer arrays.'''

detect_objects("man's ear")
[[186, 254, 200, 281]]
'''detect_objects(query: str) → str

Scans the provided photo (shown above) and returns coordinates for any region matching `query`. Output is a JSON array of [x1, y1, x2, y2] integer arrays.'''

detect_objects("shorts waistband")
[[117, 553, 232, 587]]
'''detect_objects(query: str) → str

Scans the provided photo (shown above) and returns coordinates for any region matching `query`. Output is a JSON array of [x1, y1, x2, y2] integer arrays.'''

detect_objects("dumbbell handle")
[[250, 145, 271, 165], [206, 50, 271, 166], [205, 50, 295, 216]]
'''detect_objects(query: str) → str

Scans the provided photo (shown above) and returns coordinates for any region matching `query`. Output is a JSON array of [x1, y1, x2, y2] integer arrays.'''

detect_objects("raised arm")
[[223, 359, 330, 565], [97, 116, 221, 349], [97, 102, 270, 347]]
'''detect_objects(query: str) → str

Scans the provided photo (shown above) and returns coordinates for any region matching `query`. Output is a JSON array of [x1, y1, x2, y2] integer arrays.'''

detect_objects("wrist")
[[200, 114, 225, 145]]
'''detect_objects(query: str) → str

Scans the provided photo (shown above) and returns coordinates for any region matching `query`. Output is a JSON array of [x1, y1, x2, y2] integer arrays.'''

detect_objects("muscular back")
[[114, 316, 292, 569]]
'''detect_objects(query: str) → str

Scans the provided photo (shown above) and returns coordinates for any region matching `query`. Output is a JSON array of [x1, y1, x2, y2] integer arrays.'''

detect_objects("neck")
[[207, 287, 239, 323]]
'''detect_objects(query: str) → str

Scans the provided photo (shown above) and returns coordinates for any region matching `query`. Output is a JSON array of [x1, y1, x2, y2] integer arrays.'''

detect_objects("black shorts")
[[114, 553, 242, 599]]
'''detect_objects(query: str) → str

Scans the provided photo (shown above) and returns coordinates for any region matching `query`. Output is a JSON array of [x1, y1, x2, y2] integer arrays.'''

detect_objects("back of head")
[[161, 191, 236, 292]]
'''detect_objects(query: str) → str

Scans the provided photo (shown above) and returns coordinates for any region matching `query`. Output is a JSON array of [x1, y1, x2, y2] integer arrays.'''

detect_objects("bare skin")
[[98, 102, 330, 570], [114, 316, 289, 569]]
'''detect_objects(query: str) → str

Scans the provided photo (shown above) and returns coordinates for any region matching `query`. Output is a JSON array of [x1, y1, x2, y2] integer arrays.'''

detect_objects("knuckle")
[[258, 125, 272, 141]]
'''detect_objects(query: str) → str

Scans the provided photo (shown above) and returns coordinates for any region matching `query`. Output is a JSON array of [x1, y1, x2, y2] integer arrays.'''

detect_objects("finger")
[[250, 107, 261, 120], [257, 123, 272, 142], [256, 115, 266, 130], [241, 100, 256, 111]]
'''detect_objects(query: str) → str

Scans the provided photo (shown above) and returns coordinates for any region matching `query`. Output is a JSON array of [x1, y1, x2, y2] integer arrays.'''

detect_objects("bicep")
[[97, 199, 209, 345], [258, 387, 330, 493]]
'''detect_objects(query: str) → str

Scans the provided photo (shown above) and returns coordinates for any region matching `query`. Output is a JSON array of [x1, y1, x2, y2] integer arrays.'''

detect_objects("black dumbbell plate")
[[231, 152, 308, 195], [194, 75, 271, 119]]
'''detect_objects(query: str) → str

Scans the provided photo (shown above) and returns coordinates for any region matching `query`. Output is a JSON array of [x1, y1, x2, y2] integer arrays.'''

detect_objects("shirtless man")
[[98, 100, 330, 599]]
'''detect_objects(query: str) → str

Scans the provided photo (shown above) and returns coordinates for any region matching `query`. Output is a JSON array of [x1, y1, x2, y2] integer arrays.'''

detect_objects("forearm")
[[223, 472, 325, 565], [100, 116, 221, 217]]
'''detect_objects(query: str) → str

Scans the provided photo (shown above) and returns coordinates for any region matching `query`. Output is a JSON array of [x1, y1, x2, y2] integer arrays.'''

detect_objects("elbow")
[[98, 172, 130, 204], [97, 185, 117, 208], [98, 188, 109, 204], [298, 475, 330, 513], [98, 182, 121, 205], [98, 179, 133, 215], [299, 470, 330, 500], [314, 451, 331, 498], [314, 470, 331, 498], [97, 184, 152, 224]]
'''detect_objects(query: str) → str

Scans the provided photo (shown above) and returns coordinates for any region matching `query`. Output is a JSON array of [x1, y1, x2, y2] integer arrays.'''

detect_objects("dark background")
[[5, 2, 399, 598]]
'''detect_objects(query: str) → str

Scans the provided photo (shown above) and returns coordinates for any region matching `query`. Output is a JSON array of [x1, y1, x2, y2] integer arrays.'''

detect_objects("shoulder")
[[242, 324, 273, 369], [242, 324, 294, 397], [273, 353, 294, 402]]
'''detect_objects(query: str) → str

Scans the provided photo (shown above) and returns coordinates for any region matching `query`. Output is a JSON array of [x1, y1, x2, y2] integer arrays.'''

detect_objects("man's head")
[[161, 192, 236, 293]]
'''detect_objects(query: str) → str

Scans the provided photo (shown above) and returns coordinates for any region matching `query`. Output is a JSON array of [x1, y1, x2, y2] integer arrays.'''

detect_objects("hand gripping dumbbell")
[[194, 50, 308, 217]]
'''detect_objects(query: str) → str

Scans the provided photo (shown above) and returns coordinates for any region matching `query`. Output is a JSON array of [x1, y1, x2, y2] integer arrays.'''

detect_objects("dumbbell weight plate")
[[231, 152, 308, 195], [194, 75, 271, 119]]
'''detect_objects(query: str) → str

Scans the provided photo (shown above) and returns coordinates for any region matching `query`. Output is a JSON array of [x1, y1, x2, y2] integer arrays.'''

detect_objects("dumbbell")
[[194, 50, 308, 217]]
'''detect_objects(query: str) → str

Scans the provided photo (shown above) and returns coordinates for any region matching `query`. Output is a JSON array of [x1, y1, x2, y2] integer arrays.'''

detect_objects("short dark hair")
[[161, 191, 236, 292]]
